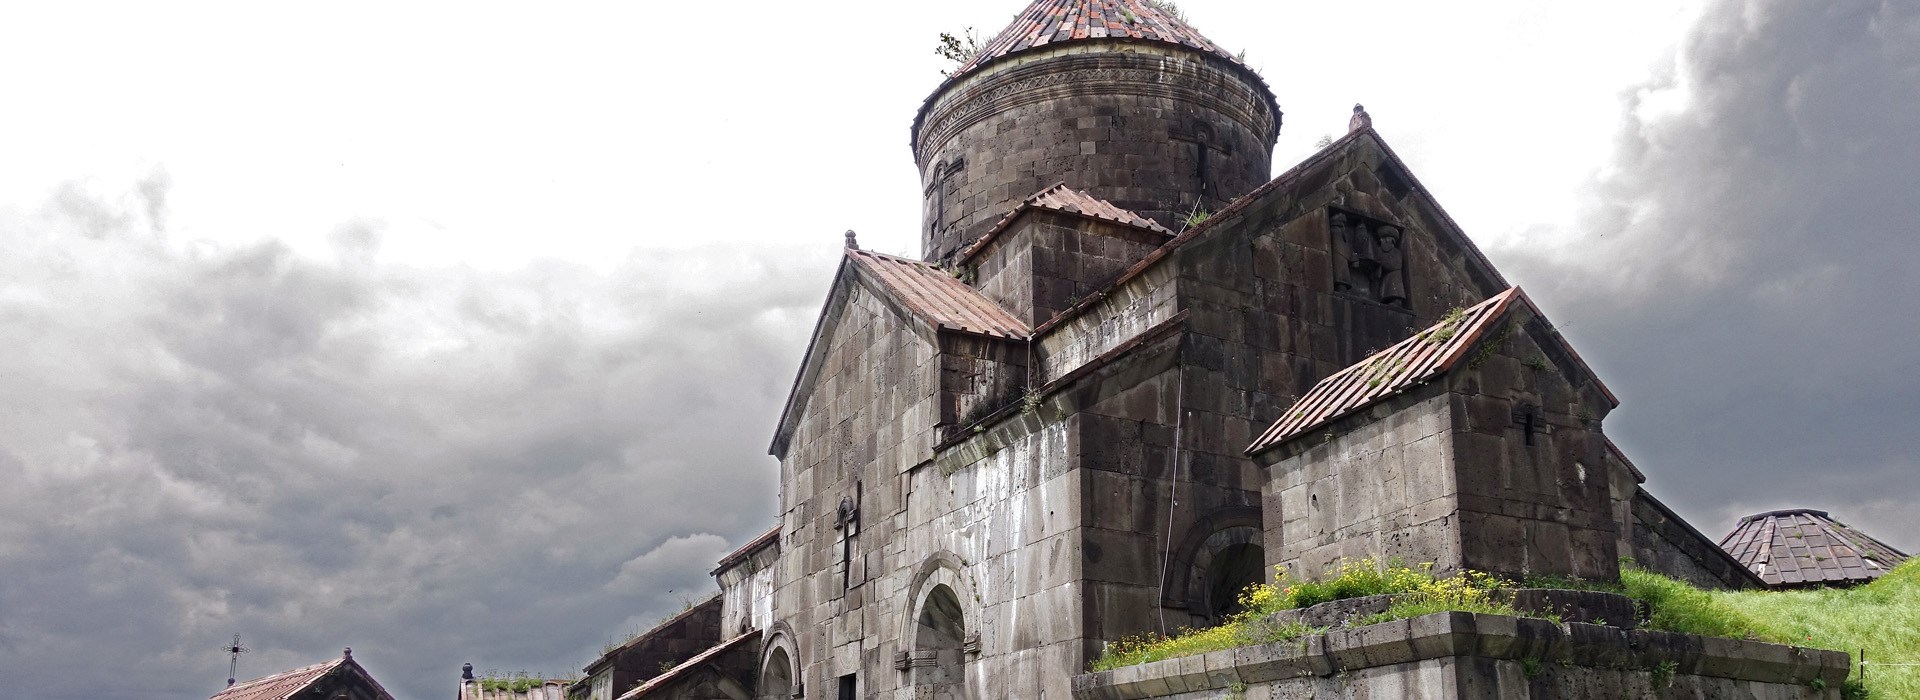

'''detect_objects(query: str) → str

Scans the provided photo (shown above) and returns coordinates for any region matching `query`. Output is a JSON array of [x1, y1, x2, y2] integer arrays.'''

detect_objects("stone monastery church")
[[561, 1, 1834, 699]]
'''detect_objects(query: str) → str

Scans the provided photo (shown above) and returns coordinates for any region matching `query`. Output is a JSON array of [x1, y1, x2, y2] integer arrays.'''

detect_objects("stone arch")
[[912, 584, 967, 695], [757, 623, 798, 700], [900, 552, 980, 699], [1164, 507, 1267, 625]]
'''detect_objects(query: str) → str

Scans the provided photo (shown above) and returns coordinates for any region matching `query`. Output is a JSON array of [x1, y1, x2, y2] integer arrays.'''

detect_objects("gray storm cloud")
[[0, 172, 831, 700], [1500, 0, 1920, 549]]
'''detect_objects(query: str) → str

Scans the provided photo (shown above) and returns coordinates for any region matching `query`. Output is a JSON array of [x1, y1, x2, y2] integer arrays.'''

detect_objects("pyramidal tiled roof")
[[847, 248, 1029, 340], [1248, 287, 1612, 455], [961, 182, 1171, 260], [949, 0, 1247, 79], [1719, 509, 1910, 587], [211, 659, 344, 700]]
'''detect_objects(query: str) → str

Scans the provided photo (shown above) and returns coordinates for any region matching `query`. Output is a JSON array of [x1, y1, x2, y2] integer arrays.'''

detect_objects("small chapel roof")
[[212, 650, 394, 700], [847, 248, 1029, 340], [212, 660, 343, 700], [960, 182, 1171, 261], [946, 0, 1248, 80], [1719, 509, 1910, 587], [1247, 287, 1612, 455]]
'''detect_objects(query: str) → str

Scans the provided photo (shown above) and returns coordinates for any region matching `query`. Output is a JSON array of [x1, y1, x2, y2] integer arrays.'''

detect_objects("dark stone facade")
[[599, 4, 1781, 698], [914, 46, 1279, 263]]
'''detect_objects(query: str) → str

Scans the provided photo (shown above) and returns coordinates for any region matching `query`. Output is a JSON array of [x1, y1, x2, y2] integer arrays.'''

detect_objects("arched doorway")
[[1202, 541, 1266, 621], [911, 584, 966, 699]]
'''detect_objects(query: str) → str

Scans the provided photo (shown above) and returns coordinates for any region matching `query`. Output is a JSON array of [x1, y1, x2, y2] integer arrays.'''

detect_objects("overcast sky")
[[1, 1, 1915, 699]]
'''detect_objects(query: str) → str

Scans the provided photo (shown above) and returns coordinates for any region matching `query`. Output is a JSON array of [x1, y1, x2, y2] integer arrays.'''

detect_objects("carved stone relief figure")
[[1328, 209, 1411, 307], [1330, 213, 1354, 291], [1374, 225, 1407, 305], [1349, 219, 1378, 297]]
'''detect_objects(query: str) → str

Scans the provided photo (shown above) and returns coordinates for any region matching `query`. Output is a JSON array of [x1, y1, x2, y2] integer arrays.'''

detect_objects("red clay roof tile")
[[1248, 287, 1611, 455], [848, 249, 1028, 340], [948, 0, 1248, 79], [211, 660, 343, 700], [960, 182, 1171, 261]]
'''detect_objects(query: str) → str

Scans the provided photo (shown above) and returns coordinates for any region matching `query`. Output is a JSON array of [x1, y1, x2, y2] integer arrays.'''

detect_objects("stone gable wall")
[[773, 281, 940, 694], [1443, 312, 1619, 581], [970, 210, 1170, 328]]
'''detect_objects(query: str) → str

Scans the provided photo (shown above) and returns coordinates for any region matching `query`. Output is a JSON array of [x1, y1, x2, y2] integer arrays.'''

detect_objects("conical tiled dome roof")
[[1719, 509, 1909, 587], [948, 0, 1250, 80]]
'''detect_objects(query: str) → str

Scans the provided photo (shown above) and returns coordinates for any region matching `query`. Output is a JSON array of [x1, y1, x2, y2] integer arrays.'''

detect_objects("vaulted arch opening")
[[911, 583, 967, 698], [1203, 541, 1266, 622], [757, 647, 792, 700]]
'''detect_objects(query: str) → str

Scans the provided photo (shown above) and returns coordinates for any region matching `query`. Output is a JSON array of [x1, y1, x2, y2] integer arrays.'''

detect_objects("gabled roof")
[[212, 652, 394, 700], [1247, 287, 1614, 455], [212, 660, 342, 700], [960, 182, 1171, 261], [948, 0, 1248, 80], [770, 247, 1029, 456], [613, 631, 761, 700], [1719, 509, 1910, 587], [1032, 127, 1511, 338], [847, 249, 1028, 340]]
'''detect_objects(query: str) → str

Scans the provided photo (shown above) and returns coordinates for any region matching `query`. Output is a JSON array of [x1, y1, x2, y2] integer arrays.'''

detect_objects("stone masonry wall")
[[1261, 391, 1461, 580], [1443, 311, 1619, 581], [1072, 612, 1850, 700], [969, 210, 1170, 328], [938, 332, 1027, 437], [773, 280, 941, 695], [914, 45, 1276, 262]]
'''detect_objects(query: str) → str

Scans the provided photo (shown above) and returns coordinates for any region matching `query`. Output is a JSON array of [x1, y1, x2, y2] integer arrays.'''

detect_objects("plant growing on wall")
[[935, 28, 986, 76]]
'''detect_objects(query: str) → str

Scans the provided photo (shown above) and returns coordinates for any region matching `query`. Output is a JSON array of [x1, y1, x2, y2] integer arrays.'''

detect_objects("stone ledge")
[[1071, 611, 1851, 700]]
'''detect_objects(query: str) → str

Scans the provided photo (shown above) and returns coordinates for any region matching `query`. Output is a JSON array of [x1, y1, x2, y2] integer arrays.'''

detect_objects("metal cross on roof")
[[225, 634, 249, 687]]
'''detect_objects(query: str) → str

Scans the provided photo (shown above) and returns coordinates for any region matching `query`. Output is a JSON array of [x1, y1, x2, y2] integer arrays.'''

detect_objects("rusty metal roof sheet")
[[848, 248, 1028, 340], [614, 630, 761, 700], [961, 182, 1171, 261], [1719, 509, 1910, 587], [212, 660, 344, 700], [1247, 288, 1529, 455], [948, 0, 1247, 80]]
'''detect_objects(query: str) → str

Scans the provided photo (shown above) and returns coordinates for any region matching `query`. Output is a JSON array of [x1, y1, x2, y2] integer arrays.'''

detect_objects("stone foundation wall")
[[1073, 611, 1849, 700]]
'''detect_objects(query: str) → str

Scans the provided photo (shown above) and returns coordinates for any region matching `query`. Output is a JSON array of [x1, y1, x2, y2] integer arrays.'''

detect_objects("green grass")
[[1092, 557, 1916, 698], [1090, 560, 1521, 672], [1712, 559, 1920, 699]]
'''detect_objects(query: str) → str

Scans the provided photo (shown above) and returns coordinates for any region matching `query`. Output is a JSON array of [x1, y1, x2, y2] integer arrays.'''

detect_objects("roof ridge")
[[225, 659, 338, 690], [960, 182, 1170, 262]]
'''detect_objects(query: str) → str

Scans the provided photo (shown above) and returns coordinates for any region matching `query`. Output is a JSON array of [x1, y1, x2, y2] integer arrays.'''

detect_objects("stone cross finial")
[[1349, 104, 1372, 133], [845, 230, 859, 249]]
